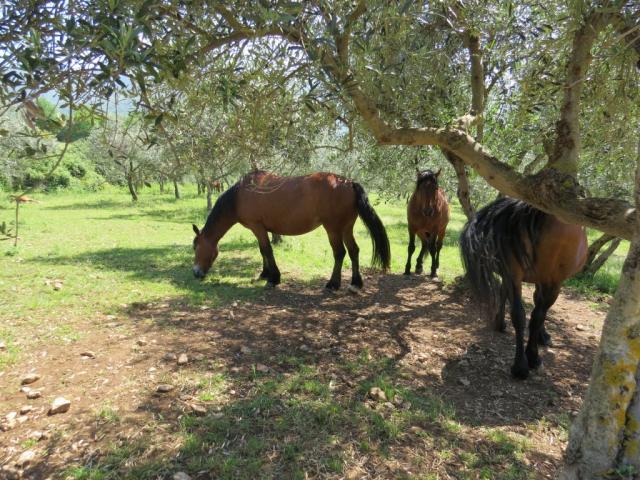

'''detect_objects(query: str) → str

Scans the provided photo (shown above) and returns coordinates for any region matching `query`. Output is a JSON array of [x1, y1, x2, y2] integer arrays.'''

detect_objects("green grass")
[[0, 186, 626, 479]]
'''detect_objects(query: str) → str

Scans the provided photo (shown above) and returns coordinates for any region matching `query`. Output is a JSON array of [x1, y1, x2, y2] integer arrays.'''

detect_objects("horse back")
[[235, 171, 357, 235]]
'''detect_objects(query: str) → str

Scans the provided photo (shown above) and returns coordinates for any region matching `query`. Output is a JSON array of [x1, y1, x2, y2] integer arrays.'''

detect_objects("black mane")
[[202, 182, 239, 233]]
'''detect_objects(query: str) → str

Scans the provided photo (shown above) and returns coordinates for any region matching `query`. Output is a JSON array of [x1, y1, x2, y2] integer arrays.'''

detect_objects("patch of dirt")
[[0, 273, 605, 479]]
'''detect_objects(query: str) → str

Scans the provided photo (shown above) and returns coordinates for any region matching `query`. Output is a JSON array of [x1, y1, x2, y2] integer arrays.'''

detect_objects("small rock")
[[383, 401, 396, 410], [21, 373, 40, 385], [163, 353, 177, 362], [409, 425, 425, 435], [255, 363, 269, 373], [156, 384, 175, 393], [80, 351, 96, 359], [53, 280, 63, 291], [19, 405, 33, 415], [393, 394, 404, 407], [0, 341, 6, 350], [576, 324, 587, 331], [300, 344, 311, 352], [369, 387, 387, 402], [189, 404, 207, 416], [458, 377, 470, 387], [48, 397, 71, 415], [240, 345, 251, 355], [30, 431, 46, 441], [173, 472, 192, 480], [193, 353, 205, 361], [177, 353, 189, 365], [16, 450, 36, 467], [136, 339, 148, 346], [26, 390, 42, 399], [6, 412, 18, 422]]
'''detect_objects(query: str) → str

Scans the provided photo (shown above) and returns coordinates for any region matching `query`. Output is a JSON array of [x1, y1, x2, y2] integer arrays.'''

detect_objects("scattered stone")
[[240, 345, 251, 355], [383, 401, 396, 410], [409, 425, 425, 435], [393, 394, 404, 407], [0, 341, 6, 350], [6, 412, 18, 422], [173, 472, 192, 480], [369, 387, 387, 402], [80, 351, 96, 359], [575, 324, 587, 331], [193, 353, 205, 361], [300, 344, 311, 352], [53, 280, 63, 290], [156, 384, 175, 393], [458, 377, 470, 387], [19, 405, 33, 415], [177, 353, 189, 365], [21, 373, 40, 385], [189, 404, 207, 416], [16, 450, 36, 467], [17, 415, 28, 424], [136, 339, 148, 346], [30, 431, 46, 441], [163, 352, 177, 362], [255, 363, 269, 373], [26, 390, 42, 400], [48, 397, 71, 415]]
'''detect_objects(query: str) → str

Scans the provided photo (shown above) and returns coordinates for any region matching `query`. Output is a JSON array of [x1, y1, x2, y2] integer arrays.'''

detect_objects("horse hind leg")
[[325, 228, 346, 290], [526, 283, 560, 369], [494, 281, 508, 332], [252, 226, 281, 287], [508, 280, 530, 379], [429, 235, 443, 278], [343, 228, 363, 290]]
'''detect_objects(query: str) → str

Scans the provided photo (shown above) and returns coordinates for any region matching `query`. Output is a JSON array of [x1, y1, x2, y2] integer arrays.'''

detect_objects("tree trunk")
[[206, 183, 213, 211], [197, 182, 202, 195], [442, 149, 475, 220], [581, 233, 622, 277], [173, 180, 180, 200], [159, 178, 165, 193], [562, 139, 640, 478], [127, 175, 138, 202], [561, 236, 640, 478]]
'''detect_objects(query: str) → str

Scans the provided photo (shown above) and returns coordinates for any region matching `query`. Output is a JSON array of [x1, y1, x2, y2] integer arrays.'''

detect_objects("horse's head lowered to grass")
[[192, 224, 218, 280]]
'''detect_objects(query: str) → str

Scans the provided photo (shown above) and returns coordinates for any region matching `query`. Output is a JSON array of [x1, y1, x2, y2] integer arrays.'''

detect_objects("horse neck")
[[415, 188, 437, 210], [202, 210, 238, 244]]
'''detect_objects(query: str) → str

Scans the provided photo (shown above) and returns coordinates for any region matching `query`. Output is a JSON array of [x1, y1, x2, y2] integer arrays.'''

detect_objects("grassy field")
[[0, 186, 626, 479]]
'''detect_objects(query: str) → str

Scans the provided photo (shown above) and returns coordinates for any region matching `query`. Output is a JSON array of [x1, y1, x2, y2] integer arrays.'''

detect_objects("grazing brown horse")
[[404, 169, 450, 278], [212, 180, 223, 193], [460, 197, 588, 379], [192, 171, 390, 290]]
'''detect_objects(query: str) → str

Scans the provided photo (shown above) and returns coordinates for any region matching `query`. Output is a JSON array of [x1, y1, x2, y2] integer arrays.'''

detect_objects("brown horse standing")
[[404, 169, 450, 278], [212, 180, 223, 193], [460, 197, 588, 379], [192, 171, 390, 290]]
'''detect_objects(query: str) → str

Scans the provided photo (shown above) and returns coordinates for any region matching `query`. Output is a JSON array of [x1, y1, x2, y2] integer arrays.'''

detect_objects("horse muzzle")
[[192, 265, 207, 280]]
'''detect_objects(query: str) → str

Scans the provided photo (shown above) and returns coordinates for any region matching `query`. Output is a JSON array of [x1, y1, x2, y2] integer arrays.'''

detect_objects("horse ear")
[[192, 224, 200, 236], [435, 168, 442, 177]]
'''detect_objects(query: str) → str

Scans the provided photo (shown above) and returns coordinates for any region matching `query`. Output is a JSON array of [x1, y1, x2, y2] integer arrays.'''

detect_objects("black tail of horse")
[[459, 197, 548, 328], [353, 183, 391, 270]]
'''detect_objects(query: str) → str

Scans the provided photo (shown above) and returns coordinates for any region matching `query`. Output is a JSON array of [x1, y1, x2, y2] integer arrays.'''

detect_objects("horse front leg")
[[415, 237, 428, 275], [343, 227, 363, 290], [404, 230, 416, 275], [325, 228, 346, 290]]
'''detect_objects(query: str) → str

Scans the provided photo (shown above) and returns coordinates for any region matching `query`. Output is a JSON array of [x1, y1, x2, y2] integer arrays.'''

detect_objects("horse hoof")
[[265, 282, 278, 289], [415, 268, 423, 275], [539, 332, 553, 347], [511, 364, 529, 380], [347, 284, 361, 295], [527, 355, 542, 370], [325, 283, 340, 291], [403, 271, 411, 276]]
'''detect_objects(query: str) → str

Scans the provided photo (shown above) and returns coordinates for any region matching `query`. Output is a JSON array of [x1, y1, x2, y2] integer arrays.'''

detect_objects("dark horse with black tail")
[[192, 171, 391, 291], [404, 169, 450, 278], [460, 197, 587, 379]]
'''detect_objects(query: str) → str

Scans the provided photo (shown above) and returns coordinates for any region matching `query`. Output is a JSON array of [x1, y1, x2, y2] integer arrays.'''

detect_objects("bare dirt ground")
[[0, 274, 606, 479]]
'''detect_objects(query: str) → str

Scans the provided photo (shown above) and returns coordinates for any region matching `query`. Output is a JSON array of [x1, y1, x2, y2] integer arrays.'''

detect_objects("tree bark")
[[206, 183, 213, 211], [159, 178, 165, 193], [581, 233, 622, 277], [173, 180, 180, 200], [443, 149, 475, 220], [197, 182, 202, 195], [562, 138, 640, 479], [127, 174, 138, 202]]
